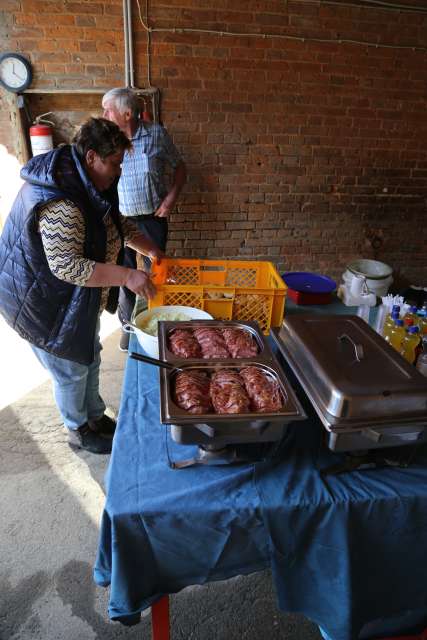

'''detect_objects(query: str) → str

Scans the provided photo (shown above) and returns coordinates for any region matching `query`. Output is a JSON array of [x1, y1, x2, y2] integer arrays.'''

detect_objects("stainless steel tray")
[[271, 315, 427, 432], [158, 320, 270, 363], [159, 361, 306, 426]]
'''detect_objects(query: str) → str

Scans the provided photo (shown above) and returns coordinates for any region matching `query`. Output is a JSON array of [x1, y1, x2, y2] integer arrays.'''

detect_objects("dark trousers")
[[118, 215, 168, 324]]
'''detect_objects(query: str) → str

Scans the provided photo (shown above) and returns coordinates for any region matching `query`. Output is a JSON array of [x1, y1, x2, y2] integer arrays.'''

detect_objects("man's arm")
[[121, 217, 164, 264], [154, 161, 187, 218], [126, 231, 164, 264]]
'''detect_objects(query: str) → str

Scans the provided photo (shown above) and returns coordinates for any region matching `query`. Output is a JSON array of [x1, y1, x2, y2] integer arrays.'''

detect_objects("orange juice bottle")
[[385, 319, 405, 352], [400, 326, 421, 364], [403, 305, 418, 325], [417, 310, 427, 335], [383, 310, 400, 342]]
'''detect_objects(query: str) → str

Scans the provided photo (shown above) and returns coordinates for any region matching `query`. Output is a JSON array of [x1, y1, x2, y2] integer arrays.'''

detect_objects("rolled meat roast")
[[210, 369, 251, 414], [169, 328, 202, 359], [240, 366, 283, 412], [193, 327, 230, 359], [222, 327, 259, 358], [174, 370, 212, 414]]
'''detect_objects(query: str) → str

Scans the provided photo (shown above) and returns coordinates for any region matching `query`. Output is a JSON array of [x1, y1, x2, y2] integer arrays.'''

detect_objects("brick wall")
[[1, 0, 427, 285]]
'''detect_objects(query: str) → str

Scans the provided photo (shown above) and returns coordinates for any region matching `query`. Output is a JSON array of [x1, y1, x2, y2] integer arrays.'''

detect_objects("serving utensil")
[[129, 351, 183, 372]]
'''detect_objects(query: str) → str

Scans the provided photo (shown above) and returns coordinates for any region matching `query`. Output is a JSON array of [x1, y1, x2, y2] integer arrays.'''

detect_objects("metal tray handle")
[[122, 322, 137, 334], [363, 426, 426, 444], [339, 333, 364, 363]]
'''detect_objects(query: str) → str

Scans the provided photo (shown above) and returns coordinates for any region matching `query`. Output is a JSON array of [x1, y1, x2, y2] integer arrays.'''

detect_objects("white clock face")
[[0, 56, 30, 89]]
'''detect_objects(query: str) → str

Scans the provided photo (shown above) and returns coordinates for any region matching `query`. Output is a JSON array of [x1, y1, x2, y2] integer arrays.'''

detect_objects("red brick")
[[76, 15, 96, 27], [64, 2, 103, 14]]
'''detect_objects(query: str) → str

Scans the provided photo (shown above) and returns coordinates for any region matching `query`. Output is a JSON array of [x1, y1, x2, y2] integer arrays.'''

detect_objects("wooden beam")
[[5, 93, 30, 164]]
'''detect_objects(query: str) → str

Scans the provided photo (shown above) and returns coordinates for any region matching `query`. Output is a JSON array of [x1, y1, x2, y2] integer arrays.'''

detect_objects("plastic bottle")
[[403, 305, 419, 325], [416, 337, 427, 376], [383, 311, 400, 342], [374, 303, 389, 335], [417, 310, 427, 335], [400, 326, 421, 364], [385, 319, 406, 352], [383, 304, 400, 335], [356, 304, 370, 324], [415, 309, 425, 327]]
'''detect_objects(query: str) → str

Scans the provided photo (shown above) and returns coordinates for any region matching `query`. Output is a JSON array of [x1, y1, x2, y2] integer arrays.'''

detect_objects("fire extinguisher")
[[141, 99, 152, 123], [29, 112, 54, 157]]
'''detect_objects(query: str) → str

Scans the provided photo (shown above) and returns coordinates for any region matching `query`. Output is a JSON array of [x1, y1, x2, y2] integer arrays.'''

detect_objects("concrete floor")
[[0, 323, 323, 640]]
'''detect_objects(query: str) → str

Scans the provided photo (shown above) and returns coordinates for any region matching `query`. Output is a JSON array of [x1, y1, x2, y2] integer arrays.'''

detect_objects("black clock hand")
[[10, 63, 24, 81]]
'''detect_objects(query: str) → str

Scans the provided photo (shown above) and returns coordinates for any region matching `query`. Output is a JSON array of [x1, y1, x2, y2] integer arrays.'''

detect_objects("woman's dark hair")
[[73, 117, 132, 159]]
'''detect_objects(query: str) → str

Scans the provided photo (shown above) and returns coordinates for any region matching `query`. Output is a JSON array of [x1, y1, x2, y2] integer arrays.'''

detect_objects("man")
[[102, 87, 187, 351], [0, 117, 163, 454]]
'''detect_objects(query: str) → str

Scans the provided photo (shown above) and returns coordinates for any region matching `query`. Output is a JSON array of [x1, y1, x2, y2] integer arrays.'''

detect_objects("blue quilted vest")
[[0, 145, 124, 365]]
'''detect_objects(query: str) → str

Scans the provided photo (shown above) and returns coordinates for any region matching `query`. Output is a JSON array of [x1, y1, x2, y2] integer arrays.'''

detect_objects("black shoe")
[[89, 414, 116, 437], [119, 329, 129, 352], [68, 423, 112, 454]]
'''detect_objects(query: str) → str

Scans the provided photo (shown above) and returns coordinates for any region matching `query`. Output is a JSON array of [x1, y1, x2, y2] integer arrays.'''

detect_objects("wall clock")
[[0, 52, 33, 92]]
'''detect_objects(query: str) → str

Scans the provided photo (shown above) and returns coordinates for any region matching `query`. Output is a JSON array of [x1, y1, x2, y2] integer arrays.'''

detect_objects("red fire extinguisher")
[[141, 99, 152, 123], [30, 112, 54, 157]]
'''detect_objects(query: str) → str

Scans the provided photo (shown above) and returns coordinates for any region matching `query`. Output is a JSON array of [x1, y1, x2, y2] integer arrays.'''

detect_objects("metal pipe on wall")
[[122, 0, 160, 122], [122, 0, 130, 86], [126, 0, 135, 87]]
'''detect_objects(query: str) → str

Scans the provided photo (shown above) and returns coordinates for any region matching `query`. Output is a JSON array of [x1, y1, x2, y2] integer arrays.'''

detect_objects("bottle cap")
[[408, 326, 420, 334], [410, 305, 418, 313], [395, 319, 404, 327], [404, 318, 414, 326], [392, 305, 401, 312]]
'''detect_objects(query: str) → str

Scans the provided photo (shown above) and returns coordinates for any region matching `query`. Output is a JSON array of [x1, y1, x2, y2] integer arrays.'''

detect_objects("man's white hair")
[[102, 87, 140, 119]]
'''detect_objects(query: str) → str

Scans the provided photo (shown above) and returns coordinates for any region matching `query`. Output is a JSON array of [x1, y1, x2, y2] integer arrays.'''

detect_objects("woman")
[[0, 117, 163, 454]]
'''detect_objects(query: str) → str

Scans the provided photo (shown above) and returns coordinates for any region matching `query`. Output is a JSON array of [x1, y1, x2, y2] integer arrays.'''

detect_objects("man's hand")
[[124, 270, 156, 300], [154, 200, 172, 218]]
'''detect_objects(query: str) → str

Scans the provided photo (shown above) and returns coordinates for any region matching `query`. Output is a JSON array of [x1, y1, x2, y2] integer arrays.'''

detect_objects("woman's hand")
[[147, 246, 165, 265], [124, 269, 157, 300]]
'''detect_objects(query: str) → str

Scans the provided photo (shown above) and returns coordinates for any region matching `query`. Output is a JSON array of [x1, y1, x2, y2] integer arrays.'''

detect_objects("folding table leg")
[[151, 596, 170, 640]]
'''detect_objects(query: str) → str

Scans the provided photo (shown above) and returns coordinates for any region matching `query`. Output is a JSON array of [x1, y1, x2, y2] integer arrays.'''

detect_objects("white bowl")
[[347, 259, 393, 279], [125, 305, 213, 358], [343, 259, 393, 298]]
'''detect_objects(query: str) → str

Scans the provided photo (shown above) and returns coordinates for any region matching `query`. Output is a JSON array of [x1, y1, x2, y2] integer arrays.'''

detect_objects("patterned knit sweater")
[[39, 199, 139, 310]]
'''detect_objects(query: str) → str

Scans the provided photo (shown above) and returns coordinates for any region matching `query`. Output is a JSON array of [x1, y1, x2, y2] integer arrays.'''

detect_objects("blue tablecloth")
[[94, 309, 427, 640]]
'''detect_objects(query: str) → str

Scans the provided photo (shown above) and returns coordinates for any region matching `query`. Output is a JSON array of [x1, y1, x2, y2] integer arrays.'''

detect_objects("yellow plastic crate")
[[149, 258, 287, 334]]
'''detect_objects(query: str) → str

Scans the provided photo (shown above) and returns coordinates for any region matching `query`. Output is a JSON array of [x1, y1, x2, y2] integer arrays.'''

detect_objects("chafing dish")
[[158, 319, 268, 361], [156, 320, 306, 464], [271, 315, 427, 452], [159, 361, 305, 445]]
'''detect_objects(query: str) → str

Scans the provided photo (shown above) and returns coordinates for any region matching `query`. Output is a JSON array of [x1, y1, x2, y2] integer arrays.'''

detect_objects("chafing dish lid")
[[273, 315, 427, 422]]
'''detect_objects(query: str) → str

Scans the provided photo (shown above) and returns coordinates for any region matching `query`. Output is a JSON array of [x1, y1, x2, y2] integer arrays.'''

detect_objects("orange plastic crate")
[[149, 258, 287, 334]]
